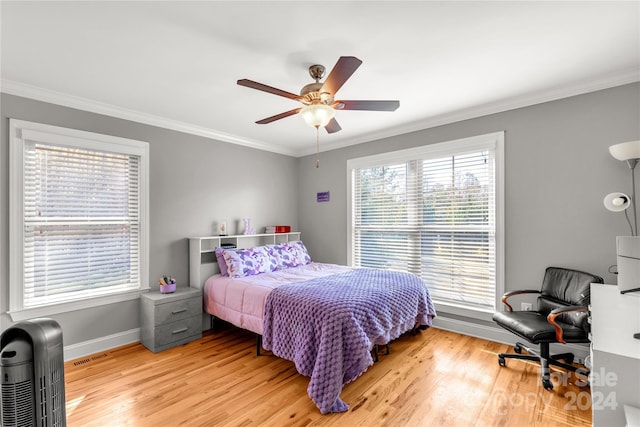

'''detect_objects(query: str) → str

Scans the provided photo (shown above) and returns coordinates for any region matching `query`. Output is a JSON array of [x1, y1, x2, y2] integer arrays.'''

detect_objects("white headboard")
[[188, 232, 301, 289]]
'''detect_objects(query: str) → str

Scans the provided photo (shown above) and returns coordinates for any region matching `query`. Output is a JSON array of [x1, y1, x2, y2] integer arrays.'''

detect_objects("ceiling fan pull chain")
[[316, 126, 320, 168]]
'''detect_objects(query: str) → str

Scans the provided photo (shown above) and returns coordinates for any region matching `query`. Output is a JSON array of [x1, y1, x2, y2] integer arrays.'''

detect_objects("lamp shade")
[[300, 104, 335, 128], [604, 192, 631, 212], [609, 140, 640, 161]]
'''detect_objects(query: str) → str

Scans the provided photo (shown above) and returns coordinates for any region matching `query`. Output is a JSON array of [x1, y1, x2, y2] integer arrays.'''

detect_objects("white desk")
[[590, 283, 640, 426]]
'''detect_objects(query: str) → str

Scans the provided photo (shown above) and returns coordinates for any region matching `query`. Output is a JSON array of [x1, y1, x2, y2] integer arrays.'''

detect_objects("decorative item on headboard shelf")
[[265, 225, 291, 233], [158, 275, 176, 294], [217, 219, 228, 236], [243, 218, 256, 235]]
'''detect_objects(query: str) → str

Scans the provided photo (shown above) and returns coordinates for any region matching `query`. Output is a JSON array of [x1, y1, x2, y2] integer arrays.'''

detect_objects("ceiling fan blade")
[[321, 56, 362, 96], [324, 118, 342, 134], [237, 79, 301, 100], [255, 108, 301, 124], [335, 100, 400, 111]]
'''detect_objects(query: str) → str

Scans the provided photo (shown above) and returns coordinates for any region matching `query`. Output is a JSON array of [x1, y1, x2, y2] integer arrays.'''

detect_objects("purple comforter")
[[262, 267, 436, 414]]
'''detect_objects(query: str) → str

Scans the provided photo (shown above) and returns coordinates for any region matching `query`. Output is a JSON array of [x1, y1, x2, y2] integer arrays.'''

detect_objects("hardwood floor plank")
[[64, 326, 592, 426]]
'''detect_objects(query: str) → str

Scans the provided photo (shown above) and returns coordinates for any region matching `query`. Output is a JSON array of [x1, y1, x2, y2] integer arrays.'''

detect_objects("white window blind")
[[348, 132, 504, 313], [10, 120, 149, 316]]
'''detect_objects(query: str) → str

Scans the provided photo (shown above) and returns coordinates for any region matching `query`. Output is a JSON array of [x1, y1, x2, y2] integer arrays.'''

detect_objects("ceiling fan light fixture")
[[300, 104, 335, 128], [237, 56, 398, 134]]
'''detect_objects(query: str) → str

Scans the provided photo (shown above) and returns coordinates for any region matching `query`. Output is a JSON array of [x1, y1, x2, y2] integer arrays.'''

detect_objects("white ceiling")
[[2, 1, 639, 157]]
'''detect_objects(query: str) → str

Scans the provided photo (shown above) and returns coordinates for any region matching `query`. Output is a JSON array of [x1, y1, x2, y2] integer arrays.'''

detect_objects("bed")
[[201, 240, 436, 414]]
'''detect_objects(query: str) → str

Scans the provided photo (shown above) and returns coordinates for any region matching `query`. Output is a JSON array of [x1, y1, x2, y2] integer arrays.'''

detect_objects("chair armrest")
[[547, 305, 589, 344], [501, 289, 541, 312]]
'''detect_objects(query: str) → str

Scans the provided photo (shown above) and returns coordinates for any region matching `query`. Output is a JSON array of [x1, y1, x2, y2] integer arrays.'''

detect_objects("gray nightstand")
[[140, 287, 202, 353]]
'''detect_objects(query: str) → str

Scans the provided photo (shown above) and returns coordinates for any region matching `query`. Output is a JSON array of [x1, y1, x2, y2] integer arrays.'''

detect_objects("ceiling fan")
[[237, 56, 400, 134]]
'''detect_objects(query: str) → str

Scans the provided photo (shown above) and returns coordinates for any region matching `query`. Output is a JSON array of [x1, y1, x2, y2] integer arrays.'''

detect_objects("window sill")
[[8, 287, 148, 322]]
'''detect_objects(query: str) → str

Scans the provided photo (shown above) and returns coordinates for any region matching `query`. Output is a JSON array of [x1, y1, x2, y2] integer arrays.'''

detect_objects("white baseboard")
[[62, 318, 590, 364], [432, 316, 590, 362], [63, 328, 140, 362]]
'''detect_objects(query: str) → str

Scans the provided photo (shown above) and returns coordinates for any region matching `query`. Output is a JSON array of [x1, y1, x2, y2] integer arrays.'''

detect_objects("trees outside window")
[[348, 132, 504, 313]]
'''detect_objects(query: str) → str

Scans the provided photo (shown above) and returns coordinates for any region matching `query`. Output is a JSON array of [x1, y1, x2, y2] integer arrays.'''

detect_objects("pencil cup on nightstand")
[[158, 275, 176, 293]]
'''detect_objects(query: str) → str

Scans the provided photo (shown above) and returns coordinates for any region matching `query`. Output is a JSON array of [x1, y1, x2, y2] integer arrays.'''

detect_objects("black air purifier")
[[1, 318, 66, 427]]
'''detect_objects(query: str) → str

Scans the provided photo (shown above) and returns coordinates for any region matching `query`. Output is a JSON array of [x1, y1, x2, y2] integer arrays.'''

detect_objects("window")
[[9, 119, 149, 320], [348, 132, 504, 316]]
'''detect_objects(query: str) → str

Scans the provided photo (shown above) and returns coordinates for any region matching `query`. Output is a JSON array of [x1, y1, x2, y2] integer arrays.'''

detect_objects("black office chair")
[[493, 266, 603, 390]]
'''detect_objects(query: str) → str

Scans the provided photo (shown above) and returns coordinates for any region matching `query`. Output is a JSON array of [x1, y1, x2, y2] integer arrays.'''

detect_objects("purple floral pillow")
[[291, 241, 312, 265], [215, 247, 229, 276], [269, 241, 311, 269], [222, 246, 273, 278]]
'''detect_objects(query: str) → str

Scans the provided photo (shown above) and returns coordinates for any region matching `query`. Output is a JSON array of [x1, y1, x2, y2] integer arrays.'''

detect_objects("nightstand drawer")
[[154, 296, 200, 326], [154, 315, 201, 348]]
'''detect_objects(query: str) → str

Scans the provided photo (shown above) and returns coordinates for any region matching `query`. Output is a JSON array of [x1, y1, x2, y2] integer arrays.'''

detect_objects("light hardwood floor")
[[64, 326, 592, 426]]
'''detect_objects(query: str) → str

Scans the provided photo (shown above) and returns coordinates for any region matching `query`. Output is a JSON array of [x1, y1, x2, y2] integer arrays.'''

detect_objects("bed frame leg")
[[256, 335, 262, 356], [412, 324, 428, 334], [372, 344, 390, 362]]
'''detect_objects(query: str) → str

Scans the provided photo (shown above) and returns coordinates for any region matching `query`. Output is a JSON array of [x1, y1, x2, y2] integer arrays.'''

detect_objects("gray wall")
[[298, 83, 640, 301], [1, 82, 638, 347], [0, 93, 298, 345]]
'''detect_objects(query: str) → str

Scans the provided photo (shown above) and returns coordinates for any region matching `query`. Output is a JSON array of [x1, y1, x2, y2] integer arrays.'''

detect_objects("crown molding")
[[3, 69, 639, 159], [0, 79, 297, 157], [292, 69, 640, 157]]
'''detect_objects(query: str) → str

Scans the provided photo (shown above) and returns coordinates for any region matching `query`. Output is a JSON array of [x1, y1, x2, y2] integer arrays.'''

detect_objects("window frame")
[[347, 132, 505, 320], [9, 119, 150, 321]]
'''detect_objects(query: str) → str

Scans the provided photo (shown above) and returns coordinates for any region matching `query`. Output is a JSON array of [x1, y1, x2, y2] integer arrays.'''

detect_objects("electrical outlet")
[[521, 302, 533, 311]]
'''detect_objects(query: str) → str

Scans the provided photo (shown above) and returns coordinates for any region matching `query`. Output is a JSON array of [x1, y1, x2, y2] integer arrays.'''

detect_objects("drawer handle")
[[171, 308, 188, 315], [172, 327, 188, 335], [634, 333, 640, 340]]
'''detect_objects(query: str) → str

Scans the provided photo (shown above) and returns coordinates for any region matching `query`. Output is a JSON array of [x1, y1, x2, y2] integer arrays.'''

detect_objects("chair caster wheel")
[[514, 344, 522, 354], [498, 356, 506, 367], [542, 379, 553, 390]]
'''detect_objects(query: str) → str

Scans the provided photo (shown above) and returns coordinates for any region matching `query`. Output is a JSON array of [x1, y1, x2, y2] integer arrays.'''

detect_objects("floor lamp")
[[604, 140, 640, 294], [605, 140, 640, 236]]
